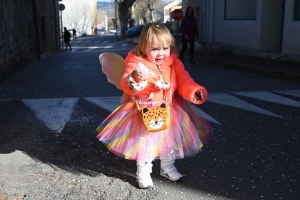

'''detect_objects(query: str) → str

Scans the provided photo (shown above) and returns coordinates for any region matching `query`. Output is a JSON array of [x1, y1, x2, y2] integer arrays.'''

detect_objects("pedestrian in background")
[[72, 28, 77, 40], [179, 7, 199, 64], [96, 23, 212, 189], [63, 27, 72, 51]]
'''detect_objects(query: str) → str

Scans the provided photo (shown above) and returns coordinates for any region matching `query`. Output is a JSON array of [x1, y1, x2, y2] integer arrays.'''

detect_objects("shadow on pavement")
[[0, 48, 300, 199]]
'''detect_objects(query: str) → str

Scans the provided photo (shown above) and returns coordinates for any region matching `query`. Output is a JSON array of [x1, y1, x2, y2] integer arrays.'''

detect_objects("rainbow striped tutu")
[[96, 94, 213, 162]]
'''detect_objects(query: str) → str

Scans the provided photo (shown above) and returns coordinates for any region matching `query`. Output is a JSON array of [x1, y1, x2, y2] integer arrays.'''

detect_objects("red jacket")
[[120, 51, 207, 104]]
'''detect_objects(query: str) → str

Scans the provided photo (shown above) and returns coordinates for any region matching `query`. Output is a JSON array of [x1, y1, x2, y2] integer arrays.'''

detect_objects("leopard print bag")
[[135, 100, 171, 132]]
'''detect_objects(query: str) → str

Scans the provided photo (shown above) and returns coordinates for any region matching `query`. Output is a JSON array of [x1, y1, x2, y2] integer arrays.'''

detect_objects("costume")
[[96, 51, 212, 162]]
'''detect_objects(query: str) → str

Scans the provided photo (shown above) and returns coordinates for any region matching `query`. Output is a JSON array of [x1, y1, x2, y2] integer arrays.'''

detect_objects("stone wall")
[[0, 0, 60, 82]]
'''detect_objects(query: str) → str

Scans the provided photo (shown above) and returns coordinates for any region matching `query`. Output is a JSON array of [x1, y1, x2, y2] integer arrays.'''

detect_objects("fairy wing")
[[99, 52, 125, 90]]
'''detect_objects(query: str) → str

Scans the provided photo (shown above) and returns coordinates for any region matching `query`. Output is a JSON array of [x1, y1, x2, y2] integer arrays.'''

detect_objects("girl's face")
[[144, 37, 171, 66]]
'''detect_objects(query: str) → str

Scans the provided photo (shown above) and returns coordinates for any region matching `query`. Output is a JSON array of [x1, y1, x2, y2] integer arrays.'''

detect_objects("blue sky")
[[97, 0, 113, 2]]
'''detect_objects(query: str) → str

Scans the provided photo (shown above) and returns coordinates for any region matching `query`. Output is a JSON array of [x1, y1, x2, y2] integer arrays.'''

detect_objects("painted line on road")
[[7, 90, 299, 133], [207, 93, 283, 118], [85, 96, 121, 112], [22, 98, 78, 133], [104, 45, 113, 49], [274, 90, 300, 98], [232, 91, 300, 108], [85, 96, 221, 125], [88, 46, 99, 49]]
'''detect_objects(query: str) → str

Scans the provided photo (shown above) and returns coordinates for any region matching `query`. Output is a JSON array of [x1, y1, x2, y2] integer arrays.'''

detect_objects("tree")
[[132, 0, 159, 25], [116, 0, 135, 39], [147, 0, 157, 23], [133, 1, 148, 25], [62, 0, 97, 36]]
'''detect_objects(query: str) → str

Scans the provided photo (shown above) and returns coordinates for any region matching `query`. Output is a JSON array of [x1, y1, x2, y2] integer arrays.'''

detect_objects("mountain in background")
[[97, 1, 114, 10]]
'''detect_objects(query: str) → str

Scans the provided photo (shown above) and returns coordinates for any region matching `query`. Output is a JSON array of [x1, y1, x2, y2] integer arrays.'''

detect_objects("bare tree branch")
[[133, 0, 148, 24], [147, 0, 157, 23]]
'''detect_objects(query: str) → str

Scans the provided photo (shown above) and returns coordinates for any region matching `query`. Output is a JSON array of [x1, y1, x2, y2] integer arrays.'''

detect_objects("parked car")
[[109, 28, 117, 34], [98, 28, 105, 35], [126, 25, 144, 37]]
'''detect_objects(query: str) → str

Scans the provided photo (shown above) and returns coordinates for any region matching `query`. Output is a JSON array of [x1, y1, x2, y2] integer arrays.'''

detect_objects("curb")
[[196, 57, 300, 83]]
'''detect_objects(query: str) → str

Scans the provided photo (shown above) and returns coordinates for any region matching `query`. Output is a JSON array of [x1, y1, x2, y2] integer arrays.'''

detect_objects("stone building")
[[0, 0, 60, 82]]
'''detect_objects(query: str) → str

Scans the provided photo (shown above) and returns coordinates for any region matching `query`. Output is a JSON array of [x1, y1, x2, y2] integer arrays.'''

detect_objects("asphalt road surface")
[[0, 35, 299, 200]]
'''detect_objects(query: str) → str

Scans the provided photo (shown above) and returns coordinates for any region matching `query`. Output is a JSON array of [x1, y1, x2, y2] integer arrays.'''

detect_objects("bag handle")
[[135, 99, 141, 111]]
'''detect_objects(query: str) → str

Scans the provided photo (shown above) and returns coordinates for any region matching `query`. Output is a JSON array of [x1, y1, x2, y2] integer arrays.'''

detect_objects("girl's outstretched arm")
[[173, 59, 208, 104]]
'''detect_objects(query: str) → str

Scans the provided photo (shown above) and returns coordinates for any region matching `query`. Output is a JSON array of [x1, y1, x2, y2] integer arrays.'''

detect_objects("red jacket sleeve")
[[173, 59, 207, 104]]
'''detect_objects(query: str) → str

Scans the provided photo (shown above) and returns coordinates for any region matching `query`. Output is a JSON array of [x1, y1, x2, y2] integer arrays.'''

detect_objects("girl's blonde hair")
[[134, 23, 178, 58]]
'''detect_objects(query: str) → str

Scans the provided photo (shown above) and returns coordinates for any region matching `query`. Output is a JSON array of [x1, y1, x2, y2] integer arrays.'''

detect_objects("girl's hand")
[[193, 90, 205, 101]]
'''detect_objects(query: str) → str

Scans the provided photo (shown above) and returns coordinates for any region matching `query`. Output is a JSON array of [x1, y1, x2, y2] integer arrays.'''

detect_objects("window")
[[295, 0, 300, 21], [225, 0, 257, 20]]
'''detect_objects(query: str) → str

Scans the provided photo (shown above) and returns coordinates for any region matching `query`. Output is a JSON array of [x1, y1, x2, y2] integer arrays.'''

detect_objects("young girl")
[[96, 23, 213, 189]]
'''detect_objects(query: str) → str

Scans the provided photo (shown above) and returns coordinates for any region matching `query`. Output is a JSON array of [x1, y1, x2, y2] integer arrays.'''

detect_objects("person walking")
[[179, 7, 199, 64], [72, 28, 77, 40], [63, 27, 72, 51], [96, 23, 213, 189]]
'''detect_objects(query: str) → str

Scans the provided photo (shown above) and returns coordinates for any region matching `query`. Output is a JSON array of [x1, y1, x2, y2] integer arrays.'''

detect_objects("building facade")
[[183, 0, 300, 63], [0, 0, 61, 82]]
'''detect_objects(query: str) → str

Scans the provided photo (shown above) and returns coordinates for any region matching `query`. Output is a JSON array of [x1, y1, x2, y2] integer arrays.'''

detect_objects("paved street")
[[0, 35, 300, 200]]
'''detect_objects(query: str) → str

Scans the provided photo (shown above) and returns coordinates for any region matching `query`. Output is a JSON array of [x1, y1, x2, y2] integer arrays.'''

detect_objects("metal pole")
[[115, 0, 117, 41], [176, 20, 179, 49], [61, 11, 64, 51], [205, 0, 210, 54]]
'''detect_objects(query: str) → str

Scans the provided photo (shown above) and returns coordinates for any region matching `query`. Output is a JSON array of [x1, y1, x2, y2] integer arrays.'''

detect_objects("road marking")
[[12, 90, 299, 133], [85, 96, 221, 125], [22, 98, 78, 133], [85, 96, 121, 112], [87, 47, 100, 51], [207, 93, 282, 118], [274, 90, 300, 98], [104, 45, 113, 49], [194, 107, 221, 125], [232, 91, 300, 108]]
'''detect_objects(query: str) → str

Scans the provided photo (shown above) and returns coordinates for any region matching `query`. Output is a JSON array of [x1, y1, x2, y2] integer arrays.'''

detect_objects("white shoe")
[[136, 172, 153, 189], [160, 156, 183, 181], [136, 161, 153, 189], [160, 167, 183, 181]]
